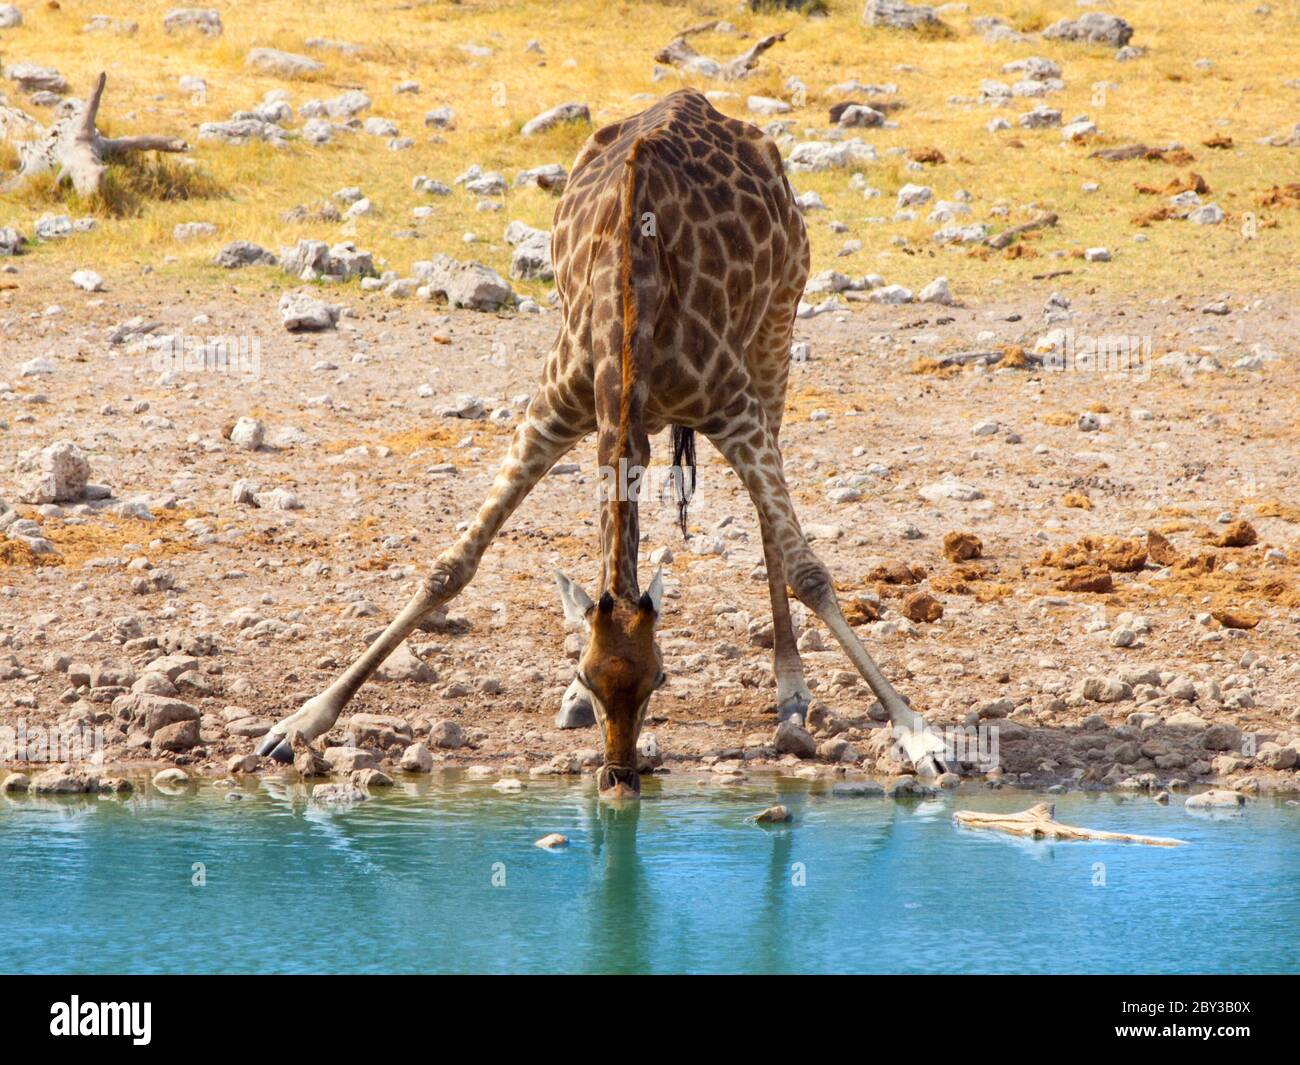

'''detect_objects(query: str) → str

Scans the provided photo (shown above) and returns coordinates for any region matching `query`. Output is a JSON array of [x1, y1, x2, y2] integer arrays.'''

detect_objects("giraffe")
[[256, 89, 948, 796]]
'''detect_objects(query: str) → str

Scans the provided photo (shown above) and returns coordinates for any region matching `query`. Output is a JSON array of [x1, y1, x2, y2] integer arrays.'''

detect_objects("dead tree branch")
[[3, 73, 189, 196]]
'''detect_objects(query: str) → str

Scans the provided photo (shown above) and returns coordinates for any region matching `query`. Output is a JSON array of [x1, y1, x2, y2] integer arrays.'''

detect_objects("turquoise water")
[[1, 774, 1296, 974]]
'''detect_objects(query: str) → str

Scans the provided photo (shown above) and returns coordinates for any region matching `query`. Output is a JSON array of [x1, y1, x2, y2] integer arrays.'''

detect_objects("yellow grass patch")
[[0, 0, 1294, 299], [32, 508, 207, 567], [1254, 499, 1300, 523]]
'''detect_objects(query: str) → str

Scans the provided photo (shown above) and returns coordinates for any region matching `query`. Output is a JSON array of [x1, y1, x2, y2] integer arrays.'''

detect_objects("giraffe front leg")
[[785, 558, 949, 779], [712, 424, 949, 779], [255, 564, 468, 761], [256, 398, 590, 762], [758, 520, 812, 723]]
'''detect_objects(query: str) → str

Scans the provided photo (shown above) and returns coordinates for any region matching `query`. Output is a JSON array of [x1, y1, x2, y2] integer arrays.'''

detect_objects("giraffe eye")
[[654, 671, 667, 690]]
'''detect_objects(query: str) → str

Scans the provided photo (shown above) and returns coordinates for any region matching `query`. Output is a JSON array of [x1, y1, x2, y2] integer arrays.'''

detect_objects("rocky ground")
[[2, 265, 1297, 799]]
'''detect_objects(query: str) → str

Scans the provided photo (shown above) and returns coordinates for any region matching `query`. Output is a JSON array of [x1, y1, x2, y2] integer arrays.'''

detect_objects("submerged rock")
[[753, 804, 792, 823], [1184, 789, 1245, 811], [310, 782, 369, 805]]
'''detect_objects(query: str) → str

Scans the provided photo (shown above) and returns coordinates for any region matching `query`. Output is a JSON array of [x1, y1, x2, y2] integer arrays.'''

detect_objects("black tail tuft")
[[670, 425, 697, 539]]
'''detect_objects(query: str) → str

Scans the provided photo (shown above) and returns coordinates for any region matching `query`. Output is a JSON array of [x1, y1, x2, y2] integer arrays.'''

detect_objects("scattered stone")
[[1042, 13, 1134, 48], [413, 254, 513, 310], [173, 222, 217, 242], [504, 221, 553, 282], [30, 765, 98, 794], [863, 0, 941, 31], [424, 106, 455, 129], [199, 118, 289, 147], [164, 8, 223, 36], [152, 719, 200, 752], [215, 241, 276, 268], [374, 641, 437, 683], [246, 48, 324, 79], [17, 441, 91, 504], [521, 102, 590, 136], [774, 720, 816, 757], [7, 64, 69, 95], [400, 742, 434, 773], [918, 276, 953, 305], [832, 780, 885, 798], [70, 269, 104, 292], [1202, 723, 1242, 751], [1019, 107, 1062, 130], [429, 719, 466, 749], [1082, 676, 1132, 703], [279, 290, 341, 332], [228, 416, 264, 451]]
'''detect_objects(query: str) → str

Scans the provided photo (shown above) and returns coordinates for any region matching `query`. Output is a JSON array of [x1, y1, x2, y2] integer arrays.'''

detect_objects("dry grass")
[[0, 0, 1296, 299], [1, 508, 208, 567]]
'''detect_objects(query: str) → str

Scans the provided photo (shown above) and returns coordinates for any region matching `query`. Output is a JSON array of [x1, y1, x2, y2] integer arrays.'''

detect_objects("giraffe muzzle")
[[597, 763, 641, 799]]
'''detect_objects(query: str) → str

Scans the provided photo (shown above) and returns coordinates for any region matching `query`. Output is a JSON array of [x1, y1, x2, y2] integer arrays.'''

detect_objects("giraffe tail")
[[670, 424, 696, 539]]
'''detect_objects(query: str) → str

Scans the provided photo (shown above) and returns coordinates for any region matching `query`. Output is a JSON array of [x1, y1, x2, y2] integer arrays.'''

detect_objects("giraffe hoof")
[[915, 753, 950, 782], [774, 695, 810, 724], [256, 733, 294, 763]]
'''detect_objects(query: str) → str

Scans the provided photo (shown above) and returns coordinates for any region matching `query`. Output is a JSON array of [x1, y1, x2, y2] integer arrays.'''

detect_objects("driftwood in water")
[[2, 72, 189, 196], [954, 803, 1185, 847]]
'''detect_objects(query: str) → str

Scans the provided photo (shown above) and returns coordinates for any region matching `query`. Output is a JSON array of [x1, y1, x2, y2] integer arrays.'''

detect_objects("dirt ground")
[[1, 265, 1298, 795]]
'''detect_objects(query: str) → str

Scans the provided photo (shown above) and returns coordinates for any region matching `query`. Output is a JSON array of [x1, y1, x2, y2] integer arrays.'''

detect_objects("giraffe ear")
[[555, 571, 594, 626], [639, 567, 665, 618]]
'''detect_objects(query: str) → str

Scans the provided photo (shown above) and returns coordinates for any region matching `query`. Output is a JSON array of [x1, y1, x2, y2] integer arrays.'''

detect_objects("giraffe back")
[[549, 89, 810, 434]]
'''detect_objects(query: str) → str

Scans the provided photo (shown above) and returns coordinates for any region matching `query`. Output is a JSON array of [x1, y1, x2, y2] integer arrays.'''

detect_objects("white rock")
[[918, 276, 953, 305], [918, 478, 982, 502], [747, 95, 791, 116], [279, 291, 340, 332], [520, 102, 589, 136], [870, 284, 913, 304], [229, 417, 265, 451], [17, 441, 92, 504], [70, 270, 104, 292], [896, 183, 933, 208]]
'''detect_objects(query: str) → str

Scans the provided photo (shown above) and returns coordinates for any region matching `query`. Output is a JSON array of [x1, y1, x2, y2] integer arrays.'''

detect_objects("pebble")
[[753, 804, 792, 823]]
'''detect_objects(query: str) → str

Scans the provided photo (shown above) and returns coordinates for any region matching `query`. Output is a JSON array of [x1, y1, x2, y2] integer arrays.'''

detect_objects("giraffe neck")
[[602, 137, 648, 600]]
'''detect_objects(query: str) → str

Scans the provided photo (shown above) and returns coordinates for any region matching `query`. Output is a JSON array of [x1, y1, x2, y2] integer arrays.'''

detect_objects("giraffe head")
[[555, 570, 666, 799]]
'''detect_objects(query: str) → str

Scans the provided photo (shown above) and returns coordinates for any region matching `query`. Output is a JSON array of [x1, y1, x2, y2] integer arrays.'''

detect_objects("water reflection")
[[0, 775, 1295, 974]]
